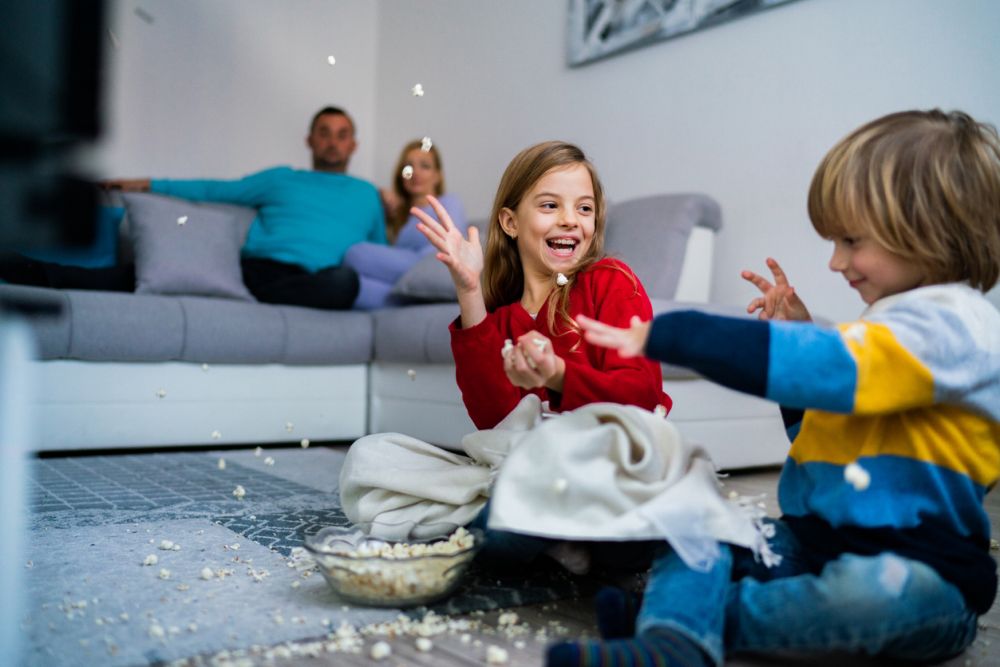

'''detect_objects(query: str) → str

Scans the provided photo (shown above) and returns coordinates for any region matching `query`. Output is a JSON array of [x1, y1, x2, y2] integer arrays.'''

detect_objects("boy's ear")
[[498, 207, 517, 239]]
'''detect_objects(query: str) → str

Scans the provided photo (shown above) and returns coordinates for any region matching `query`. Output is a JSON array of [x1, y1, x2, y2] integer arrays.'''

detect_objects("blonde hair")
[[809, 109, 1000, 291], [388, 140, 445, 243], [483, 141, 609, 338]]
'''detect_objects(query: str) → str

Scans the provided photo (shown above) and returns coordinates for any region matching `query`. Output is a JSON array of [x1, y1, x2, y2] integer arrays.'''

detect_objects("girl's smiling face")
[[499, 163, 596, 283]]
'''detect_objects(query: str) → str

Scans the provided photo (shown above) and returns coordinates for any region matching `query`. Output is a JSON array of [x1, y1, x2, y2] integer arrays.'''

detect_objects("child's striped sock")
[[595, 586, 640, 639], [546, 632, 712, 667]]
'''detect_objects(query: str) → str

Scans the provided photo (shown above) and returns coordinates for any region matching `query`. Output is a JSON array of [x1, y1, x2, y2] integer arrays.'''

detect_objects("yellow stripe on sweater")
[[838, 321, 934, 414], [789, 405, 1000, 487]]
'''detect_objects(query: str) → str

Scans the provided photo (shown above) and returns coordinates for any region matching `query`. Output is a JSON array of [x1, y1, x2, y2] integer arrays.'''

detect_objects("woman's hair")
[[808, 109, 1000, 291], [483, 140, 610, 338], [388, 140, 445, 243]]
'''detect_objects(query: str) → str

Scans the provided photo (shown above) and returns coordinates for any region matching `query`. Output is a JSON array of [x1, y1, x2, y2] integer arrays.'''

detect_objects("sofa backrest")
[[604, 193, 722, 302]]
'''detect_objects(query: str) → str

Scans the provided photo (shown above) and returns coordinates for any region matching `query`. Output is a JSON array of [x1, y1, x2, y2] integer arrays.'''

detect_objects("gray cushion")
[[390, 220, 487, 303], [122, 192, 255, 301], [373, 303, 460, 364], [1, 284, 373, 364], [605, 194, 722, 301], [390, 252, 457, 302]]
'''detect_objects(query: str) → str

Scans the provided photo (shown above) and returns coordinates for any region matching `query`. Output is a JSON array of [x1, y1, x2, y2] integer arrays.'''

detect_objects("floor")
[[18, 448, 1000, 667]]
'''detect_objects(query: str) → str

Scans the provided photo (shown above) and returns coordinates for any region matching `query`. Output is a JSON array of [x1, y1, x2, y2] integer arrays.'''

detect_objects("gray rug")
[[21, 448, 578, 666]]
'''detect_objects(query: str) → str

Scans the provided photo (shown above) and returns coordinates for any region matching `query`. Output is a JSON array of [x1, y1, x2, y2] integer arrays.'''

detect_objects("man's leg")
[[0, 254, 134, 291], [241, 258, 359, 310]]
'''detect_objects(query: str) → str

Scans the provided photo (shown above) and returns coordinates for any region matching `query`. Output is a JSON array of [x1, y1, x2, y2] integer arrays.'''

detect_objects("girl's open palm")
[[413, 194, 483, 293], [741, 257, 811, 322]]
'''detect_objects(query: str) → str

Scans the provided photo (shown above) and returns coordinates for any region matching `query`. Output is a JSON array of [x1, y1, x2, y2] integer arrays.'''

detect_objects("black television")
[[0, 0, 105, 251]]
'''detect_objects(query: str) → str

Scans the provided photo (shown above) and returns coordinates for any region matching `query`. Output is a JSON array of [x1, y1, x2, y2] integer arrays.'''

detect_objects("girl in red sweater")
[[414, 141, 671, 429]]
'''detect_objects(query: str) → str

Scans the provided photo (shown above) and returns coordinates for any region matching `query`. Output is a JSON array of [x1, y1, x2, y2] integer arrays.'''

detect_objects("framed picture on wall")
[[568, 0, 801, 67]]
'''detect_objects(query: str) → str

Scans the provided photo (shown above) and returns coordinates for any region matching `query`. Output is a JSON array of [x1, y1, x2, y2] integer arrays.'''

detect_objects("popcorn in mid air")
[[411, 83, 424, 97], [555, 273, 569, 286], [844, 462, 871, 491], [232, 485, 246, 499], [176, 215, 187, 226], [420, 136, 433, 152], [326, 55, 336, 66], [402, 165, 414, 180]]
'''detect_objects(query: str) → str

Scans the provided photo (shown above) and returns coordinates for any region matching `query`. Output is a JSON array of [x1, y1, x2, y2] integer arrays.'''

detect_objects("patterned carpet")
[[20, 448, 578, 666]]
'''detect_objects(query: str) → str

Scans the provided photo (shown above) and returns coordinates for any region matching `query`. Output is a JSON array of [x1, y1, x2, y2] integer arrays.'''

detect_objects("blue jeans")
[[637, 519, 978, 665]]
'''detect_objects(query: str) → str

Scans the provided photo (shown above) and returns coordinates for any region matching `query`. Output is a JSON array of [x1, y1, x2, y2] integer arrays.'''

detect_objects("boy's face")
[[828, 234, 924, 305]]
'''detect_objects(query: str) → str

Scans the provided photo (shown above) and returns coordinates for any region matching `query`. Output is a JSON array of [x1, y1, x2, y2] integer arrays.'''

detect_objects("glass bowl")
[[304, 524, 483, 608]]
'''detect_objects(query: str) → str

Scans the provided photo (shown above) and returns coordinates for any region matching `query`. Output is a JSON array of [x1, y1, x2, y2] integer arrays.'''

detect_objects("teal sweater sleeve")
[[151, 167, 385, 271]]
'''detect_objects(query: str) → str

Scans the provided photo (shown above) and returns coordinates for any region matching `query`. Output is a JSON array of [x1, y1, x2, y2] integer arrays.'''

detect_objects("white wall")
[[95, 0, 379, 180], [372, 0, 1000, 320]]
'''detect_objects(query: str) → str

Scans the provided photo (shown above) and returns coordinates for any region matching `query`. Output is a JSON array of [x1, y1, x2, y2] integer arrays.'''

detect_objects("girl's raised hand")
[[741, 257, 811, 322], [413, 194, 483, 294], [576, 315, 650, 359]]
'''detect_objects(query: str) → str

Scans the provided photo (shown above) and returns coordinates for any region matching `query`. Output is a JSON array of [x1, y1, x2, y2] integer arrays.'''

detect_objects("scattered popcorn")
[[370, 640, 392, 660], [211, 430, 222, 440], [254, 447, 263, 457], [142, 554, 158, 566], [158, 540, 176, 550], [290, 580, 300, 589], [201, 363, 210, 371], [531, 338, 548, 352], [188, 623, 198, 633], [486, 645, 509, 664], [217, 458, 226, 470], [200, 567, 215, 580], [285, 421, 294, 432], [119, 613, 129, 622], [264, 456, 275, 466], [498, 612, 519, 626], [402, 165, 414, 180], [158, 568, 171, 580], [156, 388, 167, 398], [415, 637, 433, 652], [552, 478, 568, 494], [514, 640, 526, 649], [411, 83, 424, 97], [148, 623, 165, 640], [555, 273, 569, 286], [407, 368, 417, 380], [176, 584, 189, 591], [460, 633, 471, 644], [728, 490, 739, 499], [420, 136, 433, 152], [326, 55, 336, 66], [300, 438, 310, 448], [501, 339, 514, 359], [232, 485, 246, 499], [654, 404, 668, 417], [176, 215, 188, 226], [844, 462, 871, 491]]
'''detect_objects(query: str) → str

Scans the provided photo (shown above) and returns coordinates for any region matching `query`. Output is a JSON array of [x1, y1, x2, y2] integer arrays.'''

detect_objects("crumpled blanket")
[[340, 396, 770, 569], [339, 395, 543, 540]]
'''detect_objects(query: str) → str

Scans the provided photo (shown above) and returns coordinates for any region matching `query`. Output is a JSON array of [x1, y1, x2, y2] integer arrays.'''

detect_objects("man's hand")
[[100, 178, 151, 192]]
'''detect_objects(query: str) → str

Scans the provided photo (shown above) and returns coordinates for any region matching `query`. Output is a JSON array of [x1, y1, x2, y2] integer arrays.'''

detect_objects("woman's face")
[[402, 148, 441, 200]]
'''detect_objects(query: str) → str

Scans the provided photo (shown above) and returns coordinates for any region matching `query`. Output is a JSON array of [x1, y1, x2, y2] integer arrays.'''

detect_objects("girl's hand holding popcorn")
[[502, 332, 565, 391]]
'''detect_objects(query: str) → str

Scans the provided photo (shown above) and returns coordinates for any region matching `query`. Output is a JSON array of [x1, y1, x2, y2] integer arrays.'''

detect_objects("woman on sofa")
[[342, 139, 467, 309]]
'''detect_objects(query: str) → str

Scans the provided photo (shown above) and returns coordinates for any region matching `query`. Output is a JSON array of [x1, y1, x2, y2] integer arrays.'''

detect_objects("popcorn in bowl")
[[304, 525, 482, 608]]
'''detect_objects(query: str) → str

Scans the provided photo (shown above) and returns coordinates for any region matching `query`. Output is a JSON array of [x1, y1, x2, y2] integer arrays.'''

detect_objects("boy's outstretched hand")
[[413, 194, 483, 294], [576, 315, 651, 359], [741, 257, 811, 322]]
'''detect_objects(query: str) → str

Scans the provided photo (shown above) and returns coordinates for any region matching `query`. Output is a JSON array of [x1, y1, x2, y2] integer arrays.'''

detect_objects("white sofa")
[[2, 193, 787, 470]]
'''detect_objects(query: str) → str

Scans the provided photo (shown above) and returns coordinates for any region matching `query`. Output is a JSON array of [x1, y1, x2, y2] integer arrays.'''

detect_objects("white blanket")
[[340, 396, 769, 569]]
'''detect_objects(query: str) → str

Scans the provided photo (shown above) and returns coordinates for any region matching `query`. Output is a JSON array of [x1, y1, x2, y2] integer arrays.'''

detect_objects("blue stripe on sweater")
[[766, 322, 856, 413]]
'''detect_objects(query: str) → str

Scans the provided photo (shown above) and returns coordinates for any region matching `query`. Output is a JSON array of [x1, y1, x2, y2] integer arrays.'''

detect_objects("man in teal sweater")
[[2, 107, 385, 310]]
